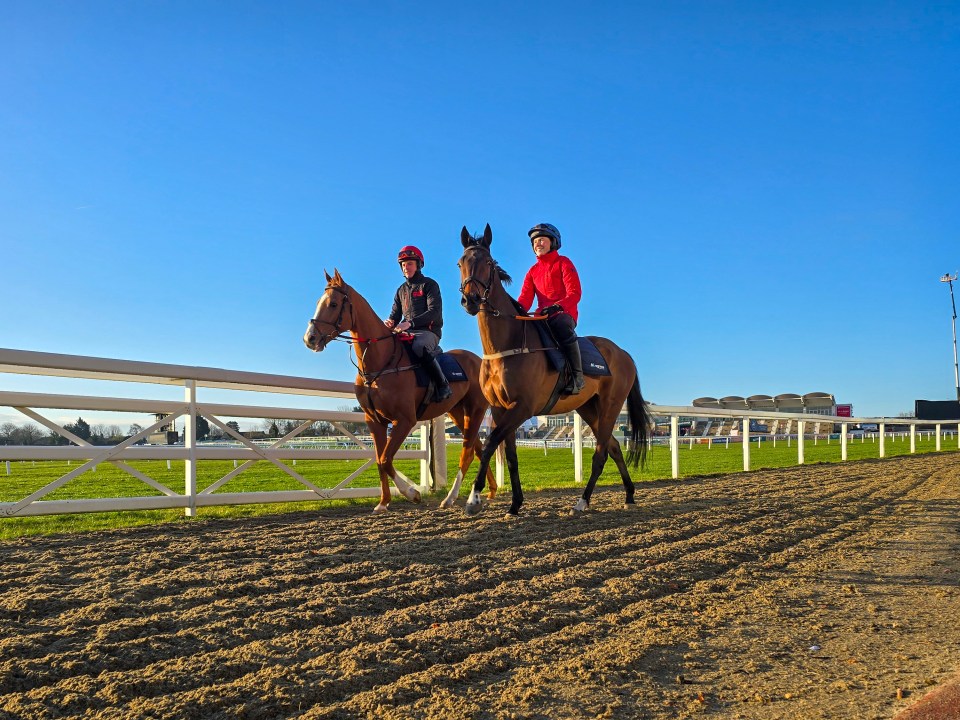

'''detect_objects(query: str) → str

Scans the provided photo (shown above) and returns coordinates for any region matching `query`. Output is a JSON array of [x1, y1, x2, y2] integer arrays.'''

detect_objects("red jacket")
[[517, 251, 582, 323]]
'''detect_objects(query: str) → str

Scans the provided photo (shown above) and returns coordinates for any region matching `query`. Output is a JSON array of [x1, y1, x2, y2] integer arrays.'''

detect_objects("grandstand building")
[[527, 392, 845, 442]]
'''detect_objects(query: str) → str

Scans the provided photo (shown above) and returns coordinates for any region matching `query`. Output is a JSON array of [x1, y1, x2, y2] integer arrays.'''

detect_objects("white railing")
[[0, 348, 447, 517], [3, 347, 959, 516], [644, 405, 960, 479]]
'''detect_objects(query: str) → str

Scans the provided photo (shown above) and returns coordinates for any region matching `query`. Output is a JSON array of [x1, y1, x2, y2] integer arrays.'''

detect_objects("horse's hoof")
[[438, 498, 455, 510], [623, 502, 637, 511], [410, 490, 422, 504], [570, 498, 589, 516], [486, 491, 497, 500], [464, 501, 484, 517], [373, 503, 389, 513], [502, 512, 519, 521]]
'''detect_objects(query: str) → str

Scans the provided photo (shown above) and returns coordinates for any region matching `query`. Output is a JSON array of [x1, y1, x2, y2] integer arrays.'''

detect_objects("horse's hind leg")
[[572, 443, 611, 515], [607, 438, 636, 507]]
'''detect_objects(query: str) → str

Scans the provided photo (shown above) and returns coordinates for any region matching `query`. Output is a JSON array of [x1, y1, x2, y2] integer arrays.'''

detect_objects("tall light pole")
[[941, 273, 960, 402]]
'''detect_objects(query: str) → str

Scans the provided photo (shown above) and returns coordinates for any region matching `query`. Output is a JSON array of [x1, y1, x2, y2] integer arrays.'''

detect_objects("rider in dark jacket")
[[384, 245, 452, 402]]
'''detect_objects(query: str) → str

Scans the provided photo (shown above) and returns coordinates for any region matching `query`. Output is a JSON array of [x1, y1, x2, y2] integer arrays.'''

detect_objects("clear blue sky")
[[2, 1, 958, 426]]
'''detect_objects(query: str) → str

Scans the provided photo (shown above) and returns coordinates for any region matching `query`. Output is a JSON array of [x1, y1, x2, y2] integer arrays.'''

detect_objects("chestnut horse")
[[458, 225, 650, 516], [303, 269, 495, 512]]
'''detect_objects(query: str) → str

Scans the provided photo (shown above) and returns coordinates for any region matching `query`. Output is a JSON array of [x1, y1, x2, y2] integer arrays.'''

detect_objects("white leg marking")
[[440, 469, 464, 509], [392, 473, 422, 503]]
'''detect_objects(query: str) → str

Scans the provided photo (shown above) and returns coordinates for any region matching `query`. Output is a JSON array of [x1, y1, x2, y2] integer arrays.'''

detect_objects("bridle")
[[308, 285, 412, 385], [308, 286, 356, 346], [459, 250, 502, 316]]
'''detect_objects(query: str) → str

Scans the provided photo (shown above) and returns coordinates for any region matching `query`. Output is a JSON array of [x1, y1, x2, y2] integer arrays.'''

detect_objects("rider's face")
[[532, 236, 553, 256], [400, 259, 419, 278]]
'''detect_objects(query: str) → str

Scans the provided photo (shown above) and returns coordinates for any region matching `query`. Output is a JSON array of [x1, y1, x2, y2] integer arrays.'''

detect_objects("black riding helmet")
[[528, 223, 561, 251]]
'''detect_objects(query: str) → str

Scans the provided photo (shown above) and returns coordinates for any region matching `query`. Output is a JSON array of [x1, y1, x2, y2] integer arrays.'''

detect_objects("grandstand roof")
[[693, 392, 835, 410]]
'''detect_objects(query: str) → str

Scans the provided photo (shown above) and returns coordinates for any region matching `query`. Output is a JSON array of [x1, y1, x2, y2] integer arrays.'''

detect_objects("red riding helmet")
[[397, 245, 425, 269]]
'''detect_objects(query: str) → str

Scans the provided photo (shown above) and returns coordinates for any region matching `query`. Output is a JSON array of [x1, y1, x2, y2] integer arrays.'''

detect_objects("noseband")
[[459, 254, 501, 316]]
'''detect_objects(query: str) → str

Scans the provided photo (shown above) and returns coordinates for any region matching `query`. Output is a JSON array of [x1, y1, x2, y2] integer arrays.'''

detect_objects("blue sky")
[[1, 1, 958, 427]]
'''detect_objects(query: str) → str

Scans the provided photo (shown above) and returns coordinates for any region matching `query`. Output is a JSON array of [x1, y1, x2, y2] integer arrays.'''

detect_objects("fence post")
[[573, 413, 583, 484], [430, 417, 447, 491], [742, 415, 751, 472], [910, 424, 916, 454], [670, 415, 679, 479], [841, 422, 848, 461], [797, 420, 805, 465], [935, 424, 941, 452], [184, 380, 197, 517], [879, 422, 886, 458]]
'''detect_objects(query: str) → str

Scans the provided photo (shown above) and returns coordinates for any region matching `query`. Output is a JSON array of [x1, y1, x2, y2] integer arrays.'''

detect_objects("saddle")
[[530, 322, 612, 377], [399, 342, 468, 387]]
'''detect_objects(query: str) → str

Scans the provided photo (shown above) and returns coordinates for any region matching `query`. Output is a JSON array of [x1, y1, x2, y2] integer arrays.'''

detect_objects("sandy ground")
[[1, 452, 959, 720]]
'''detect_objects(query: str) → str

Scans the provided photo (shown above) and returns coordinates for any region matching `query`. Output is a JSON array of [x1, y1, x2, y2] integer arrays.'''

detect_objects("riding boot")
[[561, 338, 586, 395], [423, 356, 453, 402]]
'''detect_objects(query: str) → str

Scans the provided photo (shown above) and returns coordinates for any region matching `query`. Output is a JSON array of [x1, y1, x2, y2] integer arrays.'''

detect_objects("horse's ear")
[[324, 270, 332, 283], [482, 223, 492, 247], [460, 226, 471, 248], [333, 268, 344, 285]]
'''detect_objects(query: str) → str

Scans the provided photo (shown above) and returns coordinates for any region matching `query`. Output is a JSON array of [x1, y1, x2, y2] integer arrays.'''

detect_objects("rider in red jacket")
[[517, 223, 585, 394]]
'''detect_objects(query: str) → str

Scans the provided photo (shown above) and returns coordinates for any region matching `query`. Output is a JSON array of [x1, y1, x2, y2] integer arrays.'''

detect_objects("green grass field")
[[2, 433, 957, 539]]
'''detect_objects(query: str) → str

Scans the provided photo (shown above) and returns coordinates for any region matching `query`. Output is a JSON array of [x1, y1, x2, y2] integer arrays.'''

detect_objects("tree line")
[[0, 408, 366, 446]]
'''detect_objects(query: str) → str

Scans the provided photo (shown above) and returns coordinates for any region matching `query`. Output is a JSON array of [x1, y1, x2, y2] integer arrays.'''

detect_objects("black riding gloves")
[[538, 304, 563, 317]]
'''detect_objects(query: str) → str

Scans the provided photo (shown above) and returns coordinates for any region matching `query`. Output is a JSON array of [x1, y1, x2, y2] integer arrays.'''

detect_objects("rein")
[[460, 249, 552, 360], [309, 286, 413, 385]]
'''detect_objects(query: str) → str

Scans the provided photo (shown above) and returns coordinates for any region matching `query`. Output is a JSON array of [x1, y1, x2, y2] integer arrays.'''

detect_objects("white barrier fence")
[[2, 348, 959, 517], [0, 348, 447, 518]]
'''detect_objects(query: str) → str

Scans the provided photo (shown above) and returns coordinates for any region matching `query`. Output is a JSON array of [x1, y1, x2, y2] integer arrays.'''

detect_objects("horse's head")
[[458, 224, 511, 316], [303, 269, 354, 352]]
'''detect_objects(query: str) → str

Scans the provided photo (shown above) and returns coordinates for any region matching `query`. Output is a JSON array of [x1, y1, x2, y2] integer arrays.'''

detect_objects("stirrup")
[[433, 384, 453, 402], [564, 375, 585, 395]]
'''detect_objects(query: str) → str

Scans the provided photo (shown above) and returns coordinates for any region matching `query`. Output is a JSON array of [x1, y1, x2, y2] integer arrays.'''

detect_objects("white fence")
[[2, 347, 959, 518], [0, 348, 446, 517]]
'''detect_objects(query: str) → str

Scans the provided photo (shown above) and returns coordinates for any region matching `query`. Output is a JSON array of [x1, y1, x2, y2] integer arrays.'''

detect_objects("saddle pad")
[[402, 344, 468, 387], [531, 322, 612, 377]]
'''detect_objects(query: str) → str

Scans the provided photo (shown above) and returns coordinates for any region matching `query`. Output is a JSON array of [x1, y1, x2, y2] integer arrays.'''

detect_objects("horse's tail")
[[625, 366, 651, 469]]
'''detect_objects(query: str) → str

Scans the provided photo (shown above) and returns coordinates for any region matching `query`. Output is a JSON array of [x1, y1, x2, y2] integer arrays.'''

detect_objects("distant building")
[[147, 414, 179, 445]]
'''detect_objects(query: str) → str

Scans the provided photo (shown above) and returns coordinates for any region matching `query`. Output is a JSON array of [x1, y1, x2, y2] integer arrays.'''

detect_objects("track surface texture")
[[2, 453, 959, 719]]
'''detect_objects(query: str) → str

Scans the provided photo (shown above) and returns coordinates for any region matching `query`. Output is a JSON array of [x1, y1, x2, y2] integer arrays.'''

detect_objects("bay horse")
[[303, 269, 495, 512], [458, 224, 650, 516]]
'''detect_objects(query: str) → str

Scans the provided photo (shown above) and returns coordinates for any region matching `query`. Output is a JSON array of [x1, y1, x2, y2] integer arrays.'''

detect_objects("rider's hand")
[[384, 319, 395, 328], [538, 304, 562, 317], [397, 320, 412, 332]]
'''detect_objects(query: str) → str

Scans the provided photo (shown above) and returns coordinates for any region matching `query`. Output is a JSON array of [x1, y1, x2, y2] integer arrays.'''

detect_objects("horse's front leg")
[[379, 418, 422, 507], [465, 408, 527, 516], [502, 434, 523, 516], [366, 421, 392, 513], [463, 431, 501, 516]]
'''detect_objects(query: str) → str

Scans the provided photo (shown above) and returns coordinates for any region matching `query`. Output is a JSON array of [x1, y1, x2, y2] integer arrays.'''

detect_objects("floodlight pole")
[[941, 273, 960, 402]]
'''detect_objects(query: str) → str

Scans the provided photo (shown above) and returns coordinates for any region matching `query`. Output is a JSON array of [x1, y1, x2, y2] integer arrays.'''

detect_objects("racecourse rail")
[[1, 347, 958, 518]]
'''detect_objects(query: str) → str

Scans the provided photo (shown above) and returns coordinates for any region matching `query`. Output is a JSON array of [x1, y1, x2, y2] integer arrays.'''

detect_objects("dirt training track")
[[2, 453, 959, 719]]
